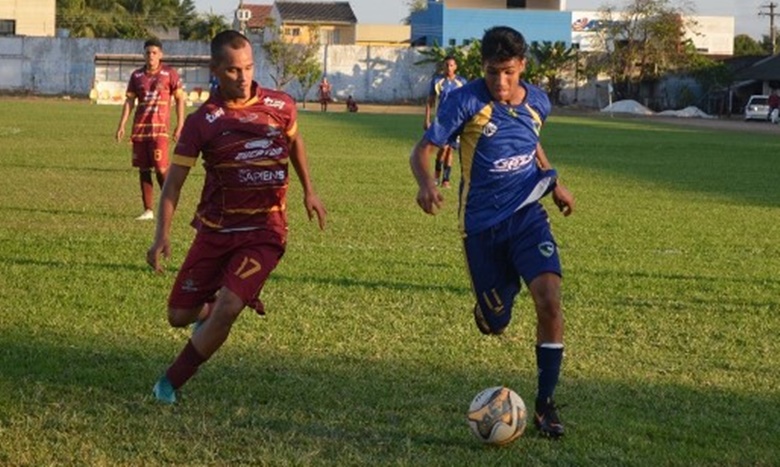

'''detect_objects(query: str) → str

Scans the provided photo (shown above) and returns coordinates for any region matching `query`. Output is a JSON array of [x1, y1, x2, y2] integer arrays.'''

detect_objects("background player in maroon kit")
[[146, 30, 327, 404], [115, 38, 186, 221]]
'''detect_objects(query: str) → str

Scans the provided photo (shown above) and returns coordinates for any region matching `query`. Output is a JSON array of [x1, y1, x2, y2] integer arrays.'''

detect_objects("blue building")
[[410, 0, 572, 47]]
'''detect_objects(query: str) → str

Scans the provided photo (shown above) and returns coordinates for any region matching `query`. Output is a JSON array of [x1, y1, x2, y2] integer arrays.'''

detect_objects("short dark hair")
[[210, 30, 251, 63], [481, 26, 528, 63], [143, 38, 163, 50], [443, 55, 457, 63]]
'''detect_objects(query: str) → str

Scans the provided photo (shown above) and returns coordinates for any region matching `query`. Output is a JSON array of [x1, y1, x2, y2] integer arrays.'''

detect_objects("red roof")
[[244, 4, 273, 29]]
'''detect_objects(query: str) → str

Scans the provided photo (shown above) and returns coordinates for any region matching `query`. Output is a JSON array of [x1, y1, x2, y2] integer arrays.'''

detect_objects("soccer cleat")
[[135, 209, 154, 221], [534, 398, 564, 438], [152, 375, 177, 404], [442, 180, 451, 188]]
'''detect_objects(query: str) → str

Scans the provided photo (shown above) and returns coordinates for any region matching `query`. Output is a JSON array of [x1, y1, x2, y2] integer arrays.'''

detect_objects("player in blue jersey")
[[410, 26, 575, 438], [424, 56, 468, 188]]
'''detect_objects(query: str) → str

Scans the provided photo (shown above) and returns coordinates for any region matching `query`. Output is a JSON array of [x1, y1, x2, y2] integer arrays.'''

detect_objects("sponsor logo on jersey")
[[482, 122, 498, 137], [240, 113, 259, 123], [245, 138, 273, 150], [491, 153, 535, 172], [263, 96, 286, 109], [206, 107, 225, 123], [538, 241, 555, 258], [235, 146, 284, 161], [238, 168, 286, 184]]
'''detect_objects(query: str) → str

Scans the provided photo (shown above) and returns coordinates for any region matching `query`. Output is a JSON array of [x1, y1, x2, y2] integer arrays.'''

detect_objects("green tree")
[[57, 0, 194, 39], [415, 42, 483, 81], [527, 41, 577, 104], [262, 20, 323, 91], [295, 57, 323, 108], [184, 13, 230, 41], [734, 34, 766, 56], [588, 0, 696, 100], [403, 0, 427, 25]]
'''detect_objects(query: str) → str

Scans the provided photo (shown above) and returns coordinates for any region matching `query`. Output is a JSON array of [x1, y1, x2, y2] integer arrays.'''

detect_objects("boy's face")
[[144, 46, 163, 70], [483, 57, 526, 103]]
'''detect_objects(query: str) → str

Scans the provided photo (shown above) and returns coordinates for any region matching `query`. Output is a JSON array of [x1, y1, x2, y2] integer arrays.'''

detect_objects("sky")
[[194, 0, 769, 40]]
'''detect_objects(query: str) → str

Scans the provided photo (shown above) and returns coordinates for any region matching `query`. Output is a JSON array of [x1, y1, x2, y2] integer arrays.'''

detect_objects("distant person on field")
[[115, 37, 185, 221], [346, 95, 358, 113], [768, 89, 779, 123], [410, 26, 575, 439], [318, 77, 332, 112], [424, 55, 467, 188], [146, 30, 327, 404]]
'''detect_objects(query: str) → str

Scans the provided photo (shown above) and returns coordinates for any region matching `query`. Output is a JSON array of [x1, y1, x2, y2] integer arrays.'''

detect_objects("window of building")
[[322, 29, 341, 44], [463, 39, 472, 46], [507, 0, 526, 8], [284, 27, 300, 37], [0, 19, 16, 36], [448, 38, 456, 46]]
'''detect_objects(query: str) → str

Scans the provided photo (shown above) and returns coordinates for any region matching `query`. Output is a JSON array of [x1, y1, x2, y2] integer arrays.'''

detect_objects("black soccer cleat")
[[534, 398, 565, 438]]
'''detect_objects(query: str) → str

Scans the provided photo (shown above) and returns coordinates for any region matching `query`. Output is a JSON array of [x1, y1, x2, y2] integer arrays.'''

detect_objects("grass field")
[[1, 97, 779, 465]]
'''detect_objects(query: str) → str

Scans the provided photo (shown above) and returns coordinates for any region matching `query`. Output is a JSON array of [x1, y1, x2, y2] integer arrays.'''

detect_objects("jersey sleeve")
[[424, 86, 470, 147], [172, 113, 203, 167], [169, 67, 185, 99], [125, 74, 137, 100]]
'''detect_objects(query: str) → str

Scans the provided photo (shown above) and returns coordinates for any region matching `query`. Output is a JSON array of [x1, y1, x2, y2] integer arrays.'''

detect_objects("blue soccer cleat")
[[152, 375, 177, 404]]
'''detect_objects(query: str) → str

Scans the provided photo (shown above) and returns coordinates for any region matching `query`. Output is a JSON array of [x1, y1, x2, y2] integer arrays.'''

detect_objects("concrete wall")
[[0, 36, 435, 103]]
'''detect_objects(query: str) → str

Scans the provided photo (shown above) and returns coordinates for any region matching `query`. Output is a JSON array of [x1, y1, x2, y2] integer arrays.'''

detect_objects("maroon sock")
[[165, 340, 207, 389]]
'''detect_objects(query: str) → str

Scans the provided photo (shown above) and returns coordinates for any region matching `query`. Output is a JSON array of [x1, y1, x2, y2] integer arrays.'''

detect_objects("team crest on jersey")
[[181, 278, 198, 292], [482, 122, 498, 137], [263, 96, 285, 109], [538, 241, 555, 258]]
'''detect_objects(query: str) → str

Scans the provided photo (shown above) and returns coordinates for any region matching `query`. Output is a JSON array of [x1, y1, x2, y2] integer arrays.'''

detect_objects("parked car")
[[744, 95, 770, 121]]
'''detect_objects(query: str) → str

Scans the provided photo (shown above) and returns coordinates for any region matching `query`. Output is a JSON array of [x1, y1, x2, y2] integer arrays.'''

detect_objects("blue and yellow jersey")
[[429, 74, 468, 111], [425, 79, 557, 237]]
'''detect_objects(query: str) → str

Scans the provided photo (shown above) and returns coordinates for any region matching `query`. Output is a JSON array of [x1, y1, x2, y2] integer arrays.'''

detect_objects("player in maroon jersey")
[[115, 38, 186, 221], [146, 30, 327, 404]]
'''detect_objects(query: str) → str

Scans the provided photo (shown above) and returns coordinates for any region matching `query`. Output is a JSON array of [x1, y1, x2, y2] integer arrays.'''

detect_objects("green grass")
[[1, 98, 778, 465]]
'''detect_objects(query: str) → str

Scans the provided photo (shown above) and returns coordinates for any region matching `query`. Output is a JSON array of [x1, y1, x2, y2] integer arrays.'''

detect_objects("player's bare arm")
[[288, 132, 327, 230], [172, 91, 185, 142], [424, 95, 435, 130], [535, 143, 574, 216], [410, 138, 444, 215], [115, 98, 134, 141], [146, 164, 190, 272]]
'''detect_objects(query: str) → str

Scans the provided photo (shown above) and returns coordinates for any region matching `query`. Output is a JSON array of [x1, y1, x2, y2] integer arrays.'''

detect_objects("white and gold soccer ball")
[[467, 386, 528, 446]]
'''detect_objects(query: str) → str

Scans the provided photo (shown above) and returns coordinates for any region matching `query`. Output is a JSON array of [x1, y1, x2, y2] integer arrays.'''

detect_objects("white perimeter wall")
[[0, 37, 436, 103]]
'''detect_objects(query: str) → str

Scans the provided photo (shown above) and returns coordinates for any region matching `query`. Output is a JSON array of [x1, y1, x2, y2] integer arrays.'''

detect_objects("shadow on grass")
[[544, 116, 780, 208], [273, 272, 470, 295], [1, 329, 778, 464], [0, 205, 131, 219]]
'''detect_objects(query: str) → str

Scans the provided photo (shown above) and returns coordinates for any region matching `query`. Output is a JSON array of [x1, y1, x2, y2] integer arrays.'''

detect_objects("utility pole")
[[759, 2, 780, 54]]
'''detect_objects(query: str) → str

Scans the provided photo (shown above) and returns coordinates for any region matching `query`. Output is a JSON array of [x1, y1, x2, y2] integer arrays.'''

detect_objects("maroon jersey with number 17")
[[172, 83, 297, 237]]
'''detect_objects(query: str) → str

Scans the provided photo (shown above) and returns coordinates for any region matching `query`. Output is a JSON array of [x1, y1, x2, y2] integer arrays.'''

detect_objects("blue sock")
[[536, 343, 564, 404]]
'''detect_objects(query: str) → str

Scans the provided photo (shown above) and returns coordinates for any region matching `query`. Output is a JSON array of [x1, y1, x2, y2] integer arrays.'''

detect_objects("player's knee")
[[473, 304, 506, 336], [167, 308, 194, 328]]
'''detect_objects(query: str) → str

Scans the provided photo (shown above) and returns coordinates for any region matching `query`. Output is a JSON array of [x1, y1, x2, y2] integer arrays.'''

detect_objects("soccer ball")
[[467, 386, 527, 446]]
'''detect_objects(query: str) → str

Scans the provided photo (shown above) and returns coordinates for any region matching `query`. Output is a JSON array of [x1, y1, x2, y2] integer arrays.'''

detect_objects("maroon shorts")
[[168, 229, 286, 313], [132, 139, 169, 171]]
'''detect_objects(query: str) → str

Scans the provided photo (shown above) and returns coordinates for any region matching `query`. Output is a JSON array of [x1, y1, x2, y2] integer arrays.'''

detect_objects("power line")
[[759, 2, 780, 53]]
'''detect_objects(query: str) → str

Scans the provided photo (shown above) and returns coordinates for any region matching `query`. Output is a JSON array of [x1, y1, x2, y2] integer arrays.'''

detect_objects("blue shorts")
[[463, 203, 561, 333]]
